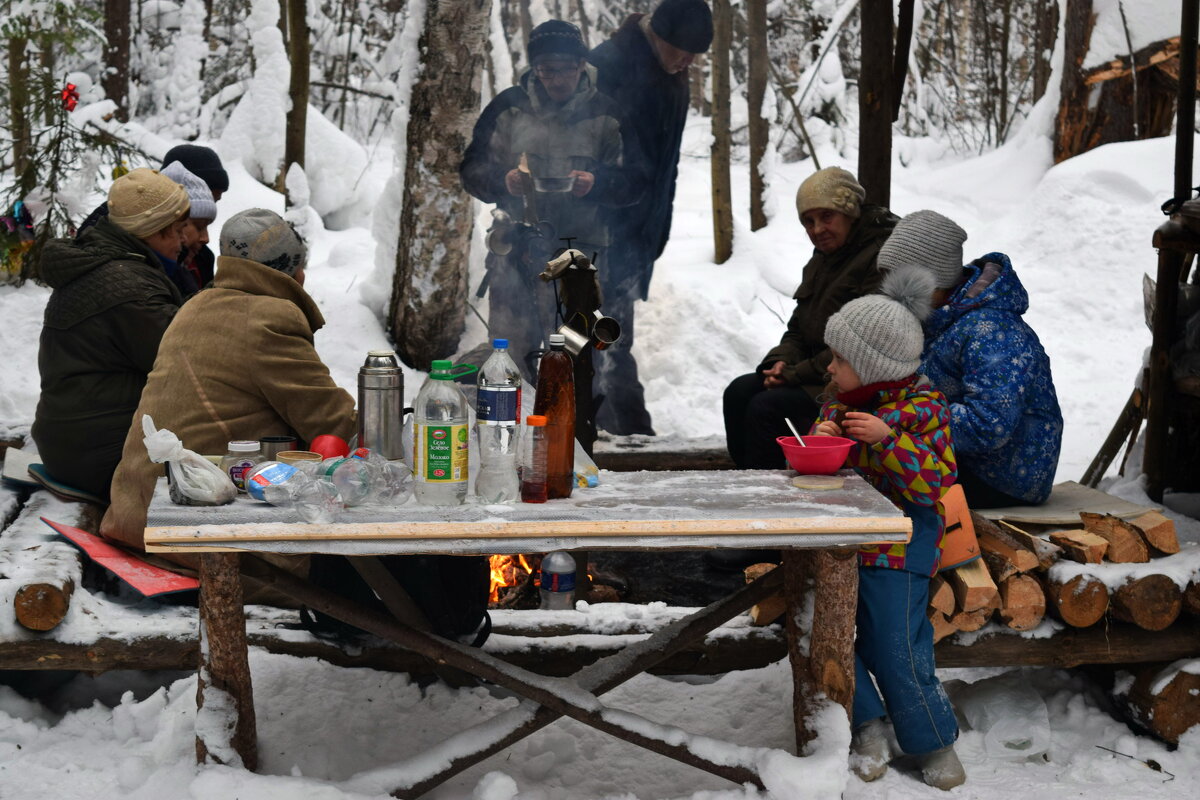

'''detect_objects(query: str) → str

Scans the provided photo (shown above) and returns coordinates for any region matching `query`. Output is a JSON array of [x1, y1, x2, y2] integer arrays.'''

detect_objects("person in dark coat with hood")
[[723, 167, 899, 471], [32, 168, 190, 502], [876, 210, 1064, 507], [462, 19, 642, 380], [587, 0, 713, 435]]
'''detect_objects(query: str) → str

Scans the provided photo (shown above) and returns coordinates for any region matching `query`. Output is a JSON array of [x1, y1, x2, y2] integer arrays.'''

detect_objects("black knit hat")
[[528, 20, 588, 64], [651, 0, 714, 54], [161, 144, 229, 195]]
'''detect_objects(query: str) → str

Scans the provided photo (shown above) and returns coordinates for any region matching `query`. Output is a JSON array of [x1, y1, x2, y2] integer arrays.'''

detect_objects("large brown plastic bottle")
[[532, 333, 575, 498]]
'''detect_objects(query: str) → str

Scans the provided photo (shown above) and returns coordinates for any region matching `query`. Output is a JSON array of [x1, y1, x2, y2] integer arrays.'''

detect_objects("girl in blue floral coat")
[[876, 210, 1064, 507]]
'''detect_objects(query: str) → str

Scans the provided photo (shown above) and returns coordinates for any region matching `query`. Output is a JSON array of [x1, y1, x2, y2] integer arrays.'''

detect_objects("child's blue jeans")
[[853, 507, 958, 755]]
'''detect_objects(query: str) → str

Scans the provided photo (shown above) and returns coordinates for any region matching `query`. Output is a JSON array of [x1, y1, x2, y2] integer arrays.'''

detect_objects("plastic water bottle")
[[244, 461, 342, 523], [475, 338, 521, 503], [532, 333, 575, 499], [539, 550, 576, 609], [519, 414, 549, 503], [316, 456, 374, 507], [413, 359, 471, 505]]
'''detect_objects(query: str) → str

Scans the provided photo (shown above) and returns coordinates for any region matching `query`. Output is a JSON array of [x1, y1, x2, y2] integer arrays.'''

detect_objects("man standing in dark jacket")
[[32, 168, 190, 502], [462, 20, 642, 380], [588, 0, 712, 435]]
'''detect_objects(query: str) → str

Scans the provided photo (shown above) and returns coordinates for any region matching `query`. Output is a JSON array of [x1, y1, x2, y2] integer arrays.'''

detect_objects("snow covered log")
[[0, 491, 90, 633], [1042, 573, 1109, 628], [1110, 574, 1183, 632], [1120, 659, 1200, 745]]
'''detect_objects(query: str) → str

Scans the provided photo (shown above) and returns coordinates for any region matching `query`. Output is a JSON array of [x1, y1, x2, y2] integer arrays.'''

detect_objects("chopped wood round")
[[14, 582, 74, 632], [1044, 574, 1109, 628], [1111, 574, 1183, 632], [1124, 661, 1200, 744]]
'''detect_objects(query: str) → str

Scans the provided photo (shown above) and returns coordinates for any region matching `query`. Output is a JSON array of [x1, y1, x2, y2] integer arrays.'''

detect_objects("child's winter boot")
[[920, 744, 966, 790], [849, 717, 891, 781]]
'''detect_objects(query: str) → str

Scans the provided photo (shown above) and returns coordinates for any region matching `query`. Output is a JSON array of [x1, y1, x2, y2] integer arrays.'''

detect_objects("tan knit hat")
[[796, 166, 866, 219], [108, 168, 190, 238]]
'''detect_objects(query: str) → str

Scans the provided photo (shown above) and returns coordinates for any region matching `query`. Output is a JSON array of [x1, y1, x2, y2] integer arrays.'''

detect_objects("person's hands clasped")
[[505, 169, 526, 196], [761, 361, 788, 389], [840, 411, 890, 444], [813, 420, 842, 437], [569, 170, 595, 197]]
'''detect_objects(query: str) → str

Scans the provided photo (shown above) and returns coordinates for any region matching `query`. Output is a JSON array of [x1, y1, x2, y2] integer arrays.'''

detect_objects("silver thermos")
[[358, 350, 405, 460]]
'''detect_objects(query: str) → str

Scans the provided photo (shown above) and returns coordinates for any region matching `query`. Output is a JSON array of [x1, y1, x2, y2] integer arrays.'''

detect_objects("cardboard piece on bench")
[[41, 517, 199, 597], [974, 481, 1160, 526], [1, 448, 40, 489]]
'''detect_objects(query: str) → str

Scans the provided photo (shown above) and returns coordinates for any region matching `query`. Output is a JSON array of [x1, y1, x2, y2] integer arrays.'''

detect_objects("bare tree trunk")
[[388, 0, 491, 367], [747, 0, 768, 232], [103, 0, 132, 121], [284, 0, 310, 203], [518, 0, 533, 62], [1031, 0, 1059, 102], [573, 0, 591, 46], [7, 38, 30, 181], [710, 0, 733, 264], [1053, 0, 1096, 162], [858, 0, 893, 206]]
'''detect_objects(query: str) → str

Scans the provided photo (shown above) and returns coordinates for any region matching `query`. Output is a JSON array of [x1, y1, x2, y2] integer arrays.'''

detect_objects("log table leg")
[[784, 548, 858, 753], [196, 552, 257, 771]]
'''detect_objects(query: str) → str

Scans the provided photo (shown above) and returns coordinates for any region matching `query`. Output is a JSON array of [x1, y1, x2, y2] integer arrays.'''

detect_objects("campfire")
[[488, 554, 542, 608]]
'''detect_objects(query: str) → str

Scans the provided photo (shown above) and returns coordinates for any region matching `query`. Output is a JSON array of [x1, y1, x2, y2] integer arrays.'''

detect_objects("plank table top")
[[144, 469, 910, 556]]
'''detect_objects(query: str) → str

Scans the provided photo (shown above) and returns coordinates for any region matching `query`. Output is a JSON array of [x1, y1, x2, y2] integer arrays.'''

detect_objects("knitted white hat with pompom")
[[824, 266, 935, 385]]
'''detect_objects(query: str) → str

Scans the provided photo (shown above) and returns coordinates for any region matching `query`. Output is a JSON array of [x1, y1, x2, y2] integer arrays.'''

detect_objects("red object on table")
[[308, 434, 350, 459], [776, 435, 853, 475]]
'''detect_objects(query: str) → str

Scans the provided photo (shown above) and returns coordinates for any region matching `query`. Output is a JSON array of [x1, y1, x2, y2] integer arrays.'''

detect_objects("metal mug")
[[260, 435, 298, 461]]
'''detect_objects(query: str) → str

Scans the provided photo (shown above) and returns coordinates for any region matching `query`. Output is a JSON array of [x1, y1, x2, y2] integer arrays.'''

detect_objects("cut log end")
[[1080, 512, 1149, 563], [1044, 574, 1109, 628], [14, 581, 74, 632], [1124, 662, 1200, 745], [1111, 575, 1183, 632]]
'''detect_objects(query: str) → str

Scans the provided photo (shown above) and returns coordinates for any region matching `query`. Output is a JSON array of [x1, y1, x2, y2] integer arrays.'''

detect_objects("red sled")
[[41, 518, 200, 598]]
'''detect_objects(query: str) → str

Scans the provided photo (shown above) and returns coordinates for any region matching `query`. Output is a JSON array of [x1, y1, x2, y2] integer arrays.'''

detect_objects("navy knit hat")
[[162, 144, 229, 195], [651, 0, 714, 54], [528, 20, 588, 64]]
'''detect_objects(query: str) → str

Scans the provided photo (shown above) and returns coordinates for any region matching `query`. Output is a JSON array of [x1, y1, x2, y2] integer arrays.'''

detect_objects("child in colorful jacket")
[[812, 266, 965, 790]]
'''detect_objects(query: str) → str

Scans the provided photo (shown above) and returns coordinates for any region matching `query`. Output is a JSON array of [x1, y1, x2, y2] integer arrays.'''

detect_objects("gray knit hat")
[[161, 162, 217, 221], [824, 267, 935, 386], [877, 210, 968, 290], [219, 208, 307, 276], [796, 167, 866, 219]]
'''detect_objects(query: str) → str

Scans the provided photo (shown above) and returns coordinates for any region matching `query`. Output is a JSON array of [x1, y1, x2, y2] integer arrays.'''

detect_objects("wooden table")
[[145, 469, 909, 797]]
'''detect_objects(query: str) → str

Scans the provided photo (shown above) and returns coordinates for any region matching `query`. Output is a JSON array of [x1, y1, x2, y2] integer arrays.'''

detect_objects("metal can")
[[538, 550, 576, 610]]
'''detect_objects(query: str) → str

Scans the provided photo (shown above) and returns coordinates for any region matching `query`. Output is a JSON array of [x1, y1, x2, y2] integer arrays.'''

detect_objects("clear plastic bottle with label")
[[475, 338, 522, 503], [412, 359, 472, 505], [220, 440, 264, 492]]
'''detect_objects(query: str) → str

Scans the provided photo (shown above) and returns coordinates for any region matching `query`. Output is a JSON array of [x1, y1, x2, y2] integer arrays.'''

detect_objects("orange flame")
[[488, 554, 537, 603]]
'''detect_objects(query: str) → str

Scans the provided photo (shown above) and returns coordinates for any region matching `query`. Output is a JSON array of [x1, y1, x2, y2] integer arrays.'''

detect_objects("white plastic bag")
[[142, 415, 237, 506], [948, 672, 1050, 760]]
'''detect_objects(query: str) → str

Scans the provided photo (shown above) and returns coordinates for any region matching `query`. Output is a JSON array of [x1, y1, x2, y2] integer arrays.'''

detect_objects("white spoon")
[[785, 418, 807, 446]]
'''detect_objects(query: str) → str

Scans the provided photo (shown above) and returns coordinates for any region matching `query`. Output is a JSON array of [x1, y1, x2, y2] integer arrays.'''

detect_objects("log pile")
[[926, 510, 1195, 642]]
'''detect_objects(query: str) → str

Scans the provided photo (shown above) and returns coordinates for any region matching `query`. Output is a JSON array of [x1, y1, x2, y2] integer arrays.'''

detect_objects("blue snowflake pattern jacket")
[[920, 253, 1063, 504]]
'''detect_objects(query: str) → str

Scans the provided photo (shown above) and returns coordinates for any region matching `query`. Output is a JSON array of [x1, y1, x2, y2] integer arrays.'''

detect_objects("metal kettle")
[[357, 350, 405, 461]]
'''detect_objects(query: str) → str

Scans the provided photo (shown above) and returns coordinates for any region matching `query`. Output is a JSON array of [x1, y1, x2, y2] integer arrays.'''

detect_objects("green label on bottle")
[[418, 423, 468, 482]]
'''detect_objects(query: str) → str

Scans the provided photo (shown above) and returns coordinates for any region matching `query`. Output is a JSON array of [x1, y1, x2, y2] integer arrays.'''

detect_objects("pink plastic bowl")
[[776, 435, 853, 475]]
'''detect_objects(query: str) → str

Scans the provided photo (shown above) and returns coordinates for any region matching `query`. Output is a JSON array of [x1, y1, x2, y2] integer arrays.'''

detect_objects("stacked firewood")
[[931, 510, 1190, 640]]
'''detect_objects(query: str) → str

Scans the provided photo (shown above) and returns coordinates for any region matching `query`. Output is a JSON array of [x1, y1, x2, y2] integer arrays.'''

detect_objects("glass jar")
[[220, 440, 264, 492]]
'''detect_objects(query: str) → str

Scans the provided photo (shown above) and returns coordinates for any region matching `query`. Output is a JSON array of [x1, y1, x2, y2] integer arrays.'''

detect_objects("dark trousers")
[[956, 463, 1027, 509], [594, 250, 654, 436], [853, 561, 959, 756], [722, 372, 821, 469]]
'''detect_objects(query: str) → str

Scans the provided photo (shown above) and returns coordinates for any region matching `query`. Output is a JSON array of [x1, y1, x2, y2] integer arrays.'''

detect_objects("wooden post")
[[747, 0, 768, 231], [710, 0, 733, 263], [102, 0, 131, 121], [858, 0, 893, 206], [784, 549, 856, 752], [196, 553, 257, 771]]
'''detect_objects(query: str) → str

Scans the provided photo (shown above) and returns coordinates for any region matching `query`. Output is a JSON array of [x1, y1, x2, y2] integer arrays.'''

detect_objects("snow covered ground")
[[1, 110, 1198, 798]]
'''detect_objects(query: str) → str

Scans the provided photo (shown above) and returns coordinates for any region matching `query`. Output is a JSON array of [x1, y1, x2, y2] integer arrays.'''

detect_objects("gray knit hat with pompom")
[[877, 209, 968, 289], [824, 266, 935, 386]]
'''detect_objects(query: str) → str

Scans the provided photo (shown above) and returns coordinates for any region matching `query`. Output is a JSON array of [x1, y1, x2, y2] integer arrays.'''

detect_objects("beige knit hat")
[[108, 168, 190, 238], [796, 166, 866, 219]]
